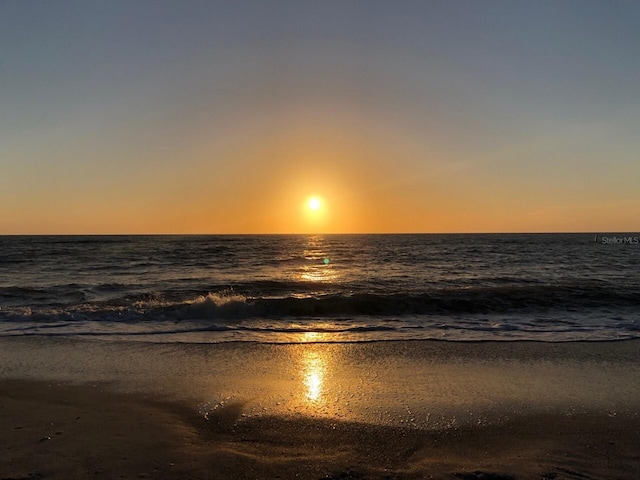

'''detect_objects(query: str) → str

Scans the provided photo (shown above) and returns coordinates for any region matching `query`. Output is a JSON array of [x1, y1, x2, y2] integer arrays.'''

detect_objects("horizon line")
[[1, 231, 639, 237]]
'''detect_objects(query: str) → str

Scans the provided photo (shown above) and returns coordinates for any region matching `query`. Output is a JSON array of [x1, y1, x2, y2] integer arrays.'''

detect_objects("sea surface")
[[1, 234, 639, 343]]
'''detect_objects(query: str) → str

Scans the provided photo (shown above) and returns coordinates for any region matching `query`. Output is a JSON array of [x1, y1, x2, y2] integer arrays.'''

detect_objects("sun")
[[307, 196, 322, 211]]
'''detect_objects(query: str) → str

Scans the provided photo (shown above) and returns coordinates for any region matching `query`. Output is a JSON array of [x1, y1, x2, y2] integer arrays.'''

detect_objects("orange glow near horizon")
[[2, 111, 639, 235]]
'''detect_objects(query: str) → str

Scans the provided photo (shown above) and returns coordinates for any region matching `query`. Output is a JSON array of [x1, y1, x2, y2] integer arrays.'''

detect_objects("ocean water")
[[1, 233, 639, 343]]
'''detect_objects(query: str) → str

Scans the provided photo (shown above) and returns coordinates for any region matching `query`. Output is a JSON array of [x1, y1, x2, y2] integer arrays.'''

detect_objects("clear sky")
[[2, 0, 639, 234]]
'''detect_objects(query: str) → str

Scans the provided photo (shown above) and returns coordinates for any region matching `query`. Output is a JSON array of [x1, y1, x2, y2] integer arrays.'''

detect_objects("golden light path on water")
[[193, 227, 349, 419], [299, 235, 337, 283], [299, 263, 337, 283], [296, 237, 336, 410]]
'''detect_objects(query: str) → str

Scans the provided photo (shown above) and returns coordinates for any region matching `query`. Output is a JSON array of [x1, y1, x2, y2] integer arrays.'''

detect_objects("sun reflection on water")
[[298, 236, 339, 283], [288, 239, 341, 413], [299, 264, 338, 283]]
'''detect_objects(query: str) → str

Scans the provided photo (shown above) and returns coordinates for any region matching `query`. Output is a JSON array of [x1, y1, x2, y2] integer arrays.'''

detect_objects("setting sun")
[[307, 196, 322, 211], [300, 195, 330, 233]]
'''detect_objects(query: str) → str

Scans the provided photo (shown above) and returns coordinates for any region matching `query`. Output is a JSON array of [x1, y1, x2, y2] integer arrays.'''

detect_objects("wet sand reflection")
[[302, 350, 325, 403], [294, 334, 335, 414]]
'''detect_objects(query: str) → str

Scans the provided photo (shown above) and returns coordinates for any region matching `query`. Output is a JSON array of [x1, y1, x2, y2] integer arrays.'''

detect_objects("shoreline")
[[1, 338, 639, 479]]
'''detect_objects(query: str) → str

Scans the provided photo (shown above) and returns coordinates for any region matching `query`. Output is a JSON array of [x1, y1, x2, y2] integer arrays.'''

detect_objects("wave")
[[171, 284, 640, 319], [2, 286, 639, 343], [2, 283, 640, 323]]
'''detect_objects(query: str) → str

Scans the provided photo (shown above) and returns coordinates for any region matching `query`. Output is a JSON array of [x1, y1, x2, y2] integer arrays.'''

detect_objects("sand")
[[1, 338, 640, 479]]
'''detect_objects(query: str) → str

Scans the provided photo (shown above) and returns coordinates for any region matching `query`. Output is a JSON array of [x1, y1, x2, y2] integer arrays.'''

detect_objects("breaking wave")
[[2, 282, 640, 322]]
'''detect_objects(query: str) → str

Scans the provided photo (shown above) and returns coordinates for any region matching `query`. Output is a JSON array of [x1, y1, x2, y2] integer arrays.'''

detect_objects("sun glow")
[[300, 195, 330, 233], [307, 196, 322, 211]]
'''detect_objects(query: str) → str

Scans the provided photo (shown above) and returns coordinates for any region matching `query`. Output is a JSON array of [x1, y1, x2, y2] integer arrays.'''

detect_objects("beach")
[[2, 338, 639, 479], [4, 0, 640, 474]]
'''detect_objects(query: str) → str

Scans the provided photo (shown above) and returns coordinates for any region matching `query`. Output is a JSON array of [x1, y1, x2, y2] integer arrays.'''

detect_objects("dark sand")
[[1, 339, 640, 479]]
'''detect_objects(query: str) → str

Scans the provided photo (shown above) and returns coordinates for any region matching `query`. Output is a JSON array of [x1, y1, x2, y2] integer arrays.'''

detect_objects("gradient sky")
[[2, 0, 639, 234]]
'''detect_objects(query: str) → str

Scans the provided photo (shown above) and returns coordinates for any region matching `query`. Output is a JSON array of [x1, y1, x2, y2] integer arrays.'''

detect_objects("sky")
[[2, 0, 639, 234]]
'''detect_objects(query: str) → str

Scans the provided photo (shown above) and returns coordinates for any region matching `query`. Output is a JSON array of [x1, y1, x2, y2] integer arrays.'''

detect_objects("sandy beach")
[[1, 338, 640, 479]]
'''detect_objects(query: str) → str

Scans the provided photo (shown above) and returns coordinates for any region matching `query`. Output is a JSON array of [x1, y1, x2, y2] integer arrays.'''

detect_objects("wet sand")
[[1, 338, 640, 479]]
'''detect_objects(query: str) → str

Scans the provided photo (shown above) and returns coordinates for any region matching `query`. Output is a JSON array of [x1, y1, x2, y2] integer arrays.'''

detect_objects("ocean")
[[1, 233, 639, 343]]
